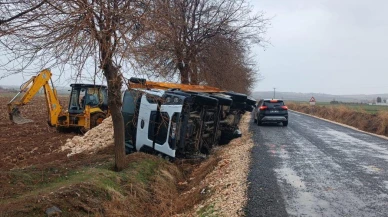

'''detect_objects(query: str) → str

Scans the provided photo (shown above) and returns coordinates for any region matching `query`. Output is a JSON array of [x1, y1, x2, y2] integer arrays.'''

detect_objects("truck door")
[[135, 94, 158, 151]]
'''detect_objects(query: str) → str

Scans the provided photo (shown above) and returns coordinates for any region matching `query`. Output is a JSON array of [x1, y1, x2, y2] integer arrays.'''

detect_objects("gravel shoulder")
[[176, 113, 255, 217]]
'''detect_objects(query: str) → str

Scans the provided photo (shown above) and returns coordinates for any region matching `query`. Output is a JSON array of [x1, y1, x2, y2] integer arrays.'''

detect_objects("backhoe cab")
[[57, 84, 109, 131], [7, 69, 109, 132]]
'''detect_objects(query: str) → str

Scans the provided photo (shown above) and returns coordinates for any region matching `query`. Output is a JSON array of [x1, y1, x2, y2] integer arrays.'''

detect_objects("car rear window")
[[263, 101, 284, 108]]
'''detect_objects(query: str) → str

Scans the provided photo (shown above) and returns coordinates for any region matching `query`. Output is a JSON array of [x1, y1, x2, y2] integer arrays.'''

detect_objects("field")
[[313, 102, 388, 114], [287, 102, 388, 137], [0, 95, 77, 170]]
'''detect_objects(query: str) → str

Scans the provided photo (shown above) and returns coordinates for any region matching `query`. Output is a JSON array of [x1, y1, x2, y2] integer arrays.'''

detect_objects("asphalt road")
[[245, 111, 388, 217]]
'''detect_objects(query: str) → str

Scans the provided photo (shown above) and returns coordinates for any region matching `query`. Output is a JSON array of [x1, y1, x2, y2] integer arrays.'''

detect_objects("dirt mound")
[[61, 116, 114, 156]]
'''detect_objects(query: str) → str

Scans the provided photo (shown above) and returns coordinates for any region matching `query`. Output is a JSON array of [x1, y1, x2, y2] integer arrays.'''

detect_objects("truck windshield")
[[122, 91, 137, 114]]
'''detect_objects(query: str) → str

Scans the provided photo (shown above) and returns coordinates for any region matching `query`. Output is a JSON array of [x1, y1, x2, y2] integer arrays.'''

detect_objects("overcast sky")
[[252, 0, 388, 94], [1, 0, 388, 95]]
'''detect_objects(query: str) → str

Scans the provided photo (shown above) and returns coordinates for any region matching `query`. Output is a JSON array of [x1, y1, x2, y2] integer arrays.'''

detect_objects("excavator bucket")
[[9, 108, 33, 125]]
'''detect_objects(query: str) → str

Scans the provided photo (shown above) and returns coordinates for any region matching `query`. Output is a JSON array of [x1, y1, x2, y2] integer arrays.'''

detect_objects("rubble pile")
[[61, 117, 114, 156]]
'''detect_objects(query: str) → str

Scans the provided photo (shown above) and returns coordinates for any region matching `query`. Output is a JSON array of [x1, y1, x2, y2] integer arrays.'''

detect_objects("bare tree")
[[198, 35, 258, 94], [0, 0, 46, 26], [137, 0, 268, 85], [0, 0, 148, 171]]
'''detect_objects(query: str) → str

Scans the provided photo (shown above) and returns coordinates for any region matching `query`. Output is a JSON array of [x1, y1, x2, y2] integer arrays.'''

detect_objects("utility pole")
[[273, 88, 276, 99]]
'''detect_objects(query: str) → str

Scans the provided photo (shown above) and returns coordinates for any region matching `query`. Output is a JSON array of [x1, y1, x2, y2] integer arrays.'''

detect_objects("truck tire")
[[210, 95, 233, 106], [245, 104, 254, 112], [225, 92, 247, 103], [91, 113, 106, 128], [194, 94, 218, 107], [246, 97, 257, 106], [231, 102, 246, 110]]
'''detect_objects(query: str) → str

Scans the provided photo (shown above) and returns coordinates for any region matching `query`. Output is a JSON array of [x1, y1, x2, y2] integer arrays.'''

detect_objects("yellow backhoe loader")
[[7, 69, 109, 132]]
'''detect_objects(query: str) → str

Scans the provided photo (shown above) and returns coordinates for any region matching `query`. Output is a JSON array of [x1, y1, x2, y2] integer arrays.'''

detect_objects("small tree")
[[377, 97, 382, 103]]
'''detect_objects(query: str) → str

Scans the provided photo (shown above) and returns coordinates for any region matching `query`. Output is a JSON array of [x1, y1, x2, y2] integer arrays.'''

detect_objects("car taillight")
[[259, 106, 268, 110], [281, 106, 288, 110]]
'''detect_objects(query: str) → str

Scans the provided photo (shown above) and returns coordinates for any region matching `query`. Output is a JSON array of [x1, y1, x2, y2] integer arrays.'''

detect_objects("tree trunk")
[[190, 63, 198, 85], [178, 61, 190, 84], [104, 63, 125, 172]]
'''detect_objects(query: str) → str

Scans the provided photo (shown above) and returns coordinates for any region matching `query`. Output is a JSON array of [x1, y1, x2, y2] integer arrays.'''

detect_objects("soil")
[[0, 95, 77, 170]]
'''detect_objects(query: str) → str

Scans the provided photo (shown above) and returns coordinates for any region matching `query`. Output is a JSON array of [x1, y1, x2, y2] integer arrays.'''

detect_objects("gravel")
[[61, 116, 114, 156], [177, 113, 255, 217]]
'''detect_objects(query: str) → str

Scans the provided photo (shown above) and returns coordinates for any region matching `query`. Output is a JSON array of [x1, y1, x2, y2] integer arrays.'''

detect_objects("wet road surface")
[[246, 111, 388, 217]]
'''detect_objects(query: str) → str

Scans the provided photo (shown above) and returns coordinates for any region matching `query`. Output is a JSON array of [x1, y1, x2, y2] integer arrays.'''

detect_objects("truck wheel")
[[91, 113, 106, 129], [225, 92, 247, 102], [246, 97, 257, 106], [283, 121, 288, 126], [245, 104, 254, 112], [210, 95, 233, 106], [194, 94, 218, 106], [231, 102, 246, 110]]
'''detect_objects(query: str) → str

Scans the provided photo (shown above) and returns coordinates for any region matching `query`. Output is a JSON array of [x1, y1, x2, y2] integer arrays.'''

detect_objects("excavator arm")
[[7, 69, 62, 125]]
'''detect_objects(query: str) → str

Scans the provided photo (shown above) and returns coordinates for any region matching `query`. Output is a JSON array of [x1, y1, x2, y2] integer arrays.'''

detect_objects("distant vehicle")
[[253, 99, 288, 126]]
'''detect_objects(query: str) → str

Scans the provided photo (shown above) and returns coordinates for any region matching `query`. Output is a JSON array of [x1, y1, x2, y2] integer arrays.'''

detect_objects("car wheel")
[[283, 121, 288, 126], [257, 118, 262, 126]]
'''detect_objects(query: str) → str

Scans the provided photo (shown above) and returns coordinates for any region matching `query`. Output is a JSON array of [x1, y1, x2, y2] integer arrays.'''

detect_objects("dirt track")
[[0, 95, 75, 170]]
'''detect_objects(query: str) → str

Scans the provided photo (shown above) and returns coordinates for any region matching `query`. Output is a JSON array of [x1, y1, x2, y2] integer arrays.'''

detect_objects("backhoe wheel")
[[91, 113, 106, 129]]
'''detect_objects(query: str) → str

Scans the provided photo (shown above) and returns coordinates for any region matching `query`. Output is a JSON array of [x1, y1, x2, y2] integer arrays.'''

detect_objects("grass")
[[291, 101, 388, 114], [197, 204, 218, 217], [320, 103, 388, 114], [287, 102, 388, 137], [0, 153, 182, 216]]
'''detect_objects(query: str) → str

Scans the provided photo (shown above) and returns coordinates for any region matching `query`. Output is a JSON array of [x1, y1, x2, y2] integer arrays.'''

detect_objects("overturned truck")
[[122, 78, 256, 159]]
